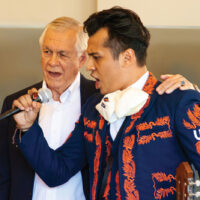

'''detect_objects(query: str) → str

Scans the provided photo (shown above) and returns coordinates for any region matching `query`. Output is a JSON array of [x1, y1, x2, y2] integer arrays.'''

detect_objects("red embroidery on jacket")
[[103, 171, 111, 200], [195, 141, 200, 155], [125, 97, 151, 134], [92, 130, 101, 200], [99, 115, 105, 130], [183, 104, 200, 129], [152, 172, 176, 199], [84, 131, 93, 142], [102, 135, 112, 199], [116, 171, 121, 200], [105, 135, 112, 162], [122, 135, 139, 200], [124, 73, 157, 134], [136, 116, 172, 145], [143, 72, 157, 95], [121, 73, 157, 199], [84, 117, 97, 129]]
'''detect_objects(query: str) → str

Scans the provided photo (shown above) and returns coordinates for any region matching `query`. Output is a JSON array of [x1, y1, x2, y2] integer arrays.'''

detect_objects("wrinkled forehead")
[[41, 29, 78, 55]]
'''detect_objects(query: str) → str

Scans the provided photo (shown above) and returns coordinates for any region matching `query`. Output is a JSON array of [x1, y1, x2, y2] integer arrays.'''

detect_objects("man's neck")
[[43, 73, 80, 102], [51, 90, 64, 102], [121, 66, 147, 90]]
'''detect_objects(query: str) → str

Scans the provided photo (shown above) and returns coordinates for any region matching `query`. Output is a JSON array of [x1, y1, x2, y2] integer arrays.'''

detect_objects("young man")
[[12, 7, 200, 200]]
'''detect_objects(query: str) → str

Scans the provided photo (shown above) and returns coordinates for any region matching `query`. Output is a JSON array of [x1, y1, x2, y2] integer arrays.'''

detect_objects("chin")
[[46, 82, 60, 90], [99, 88, 105, 95], [100, 89, 108, 95]]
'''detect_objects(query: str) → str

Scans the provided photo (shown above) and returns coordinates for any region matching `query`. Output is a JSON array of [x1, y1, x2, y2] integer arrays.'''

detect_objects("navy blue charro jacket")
[[16, 73, 200, 200]]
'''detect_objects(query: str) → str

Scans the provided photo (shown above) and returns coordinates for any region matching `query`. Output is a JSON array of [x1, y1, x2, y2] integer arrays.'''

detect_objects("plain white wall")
[[0, 0, 97, 26], [2, 0, 200, 27], [97, 0, 200, 27]]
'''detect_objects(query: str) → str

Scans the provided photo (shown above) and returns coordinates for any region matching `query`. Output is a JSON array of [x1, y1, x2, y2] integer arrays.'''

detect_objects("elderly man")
[[0, 17, 97, 200], [1, 13, 199, 200]]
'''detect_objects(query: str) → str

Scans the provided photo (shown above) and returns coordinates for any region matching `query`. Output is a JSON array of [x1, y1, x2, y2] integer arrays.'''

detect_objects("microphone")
[[0, 88, 52, 121]]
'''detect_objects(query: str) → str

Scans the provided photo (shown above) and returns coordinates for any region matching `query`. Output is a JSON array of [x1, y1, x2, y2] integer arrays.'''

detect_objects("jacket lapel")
[[122, 72, 159, 136], [118, 73, 160, 199]]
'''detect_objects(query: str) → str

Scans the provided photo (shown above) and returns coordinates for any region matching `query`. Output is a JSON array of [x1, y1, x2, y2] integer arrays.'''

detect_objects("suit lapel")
[[80, 75, 97, 108]]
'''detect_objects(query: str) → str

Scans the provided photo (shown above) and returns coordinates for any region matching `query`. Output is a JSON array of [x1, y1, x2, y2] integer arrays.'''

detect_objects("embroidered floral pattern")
[[195, 141, 200, 155], [102, 135, 112, 199], [125, 97, 150, 134], [183, 104, 200, 129], [103, 171, 111, 200], [122, 73, 158, 199], [122, 135, 139, 200], [116, 171, 122, 200], [84, 131, 93, 142], [125, 73, 157, 134], [92, 130, 101, 200], [105, 135, 112, 162], [152, 172, 176, 199], [136, 116, 172, 145], [83, 117, 97, 142], [84, 117, 97, 129], [99, 115, 105, 130], [143, 72, 157, 95]]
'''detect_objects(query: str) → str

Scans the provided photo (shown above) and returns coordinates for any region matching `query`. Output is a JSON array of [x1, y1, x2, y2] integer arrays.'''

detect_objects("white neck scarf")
[[96, 87, 149, 123]]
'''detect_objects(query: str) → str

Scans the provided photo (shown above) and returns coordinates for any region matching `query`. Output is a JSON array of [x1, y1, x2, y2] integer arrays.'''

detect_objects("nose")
[[86, 57, 95, 71], [49, 53, 59, 66]]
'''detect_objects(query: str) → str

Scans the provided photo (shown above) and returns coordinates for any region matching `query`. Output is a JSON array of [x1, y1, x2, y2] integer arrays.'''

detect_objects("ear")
[[78, 51, 87, 68], [120, 48, 137, 67]]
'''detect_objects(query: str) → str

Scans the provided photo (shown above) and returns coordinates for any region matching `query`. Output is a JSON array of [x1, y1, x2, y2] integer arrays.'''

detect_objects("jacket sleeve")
[[0, 97, 11, 199], [16, 114, 87, 187], [175, 90, 200, 171]]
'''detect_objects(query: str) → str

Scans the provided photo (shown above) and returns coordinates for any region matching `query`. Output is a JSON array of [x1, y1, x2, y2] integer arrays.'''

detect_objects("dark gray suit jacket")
[[0, 75, 97, 200]]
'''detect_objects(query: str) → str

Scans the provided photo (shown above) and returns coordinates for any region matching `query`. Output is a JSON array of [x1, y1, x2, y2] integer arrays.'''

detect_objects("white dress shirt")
[[110, 71, 149, 140], [32, 73, 86, 200]]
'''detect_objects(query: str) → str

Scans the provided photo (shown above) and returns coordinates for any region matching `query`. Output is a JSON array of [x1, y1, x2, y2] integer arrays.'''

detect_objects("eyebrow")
[[88, 52, 99, 56], [58, 50, 69, 54], [42, 46, 70, 55], [42, 46, 49, 50]]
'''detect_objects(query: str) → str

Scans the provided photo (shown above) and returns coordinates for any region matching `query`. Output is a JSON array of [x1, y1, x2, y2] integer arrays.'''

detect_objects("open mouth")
[[95, 78, 100, 89], [48, 71, 62, 78], [91, 74, 100, 89]]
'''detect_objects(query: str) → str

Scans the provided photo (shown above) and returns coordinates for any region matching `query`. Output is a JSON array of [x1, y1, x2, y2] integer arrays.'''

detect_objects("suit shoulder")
[[80, 75, 97, 93], [162, 89, 200, 101], [80, 75, 99, 105], [82, 93, 103, 113], [158, 89, 200, 111]]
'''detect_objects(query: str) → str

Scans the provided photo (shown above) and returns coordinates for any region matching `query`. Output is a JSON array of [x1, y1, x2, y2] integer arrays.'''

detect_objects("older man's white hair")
[[39, 16, 88, 56]]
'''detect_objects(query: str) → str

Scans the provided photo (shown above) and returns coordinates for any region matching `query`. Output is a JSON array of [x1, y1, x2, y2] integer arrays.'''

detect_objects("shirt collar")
[[130, 70, 149, 90], [42, 72, 80, 103]]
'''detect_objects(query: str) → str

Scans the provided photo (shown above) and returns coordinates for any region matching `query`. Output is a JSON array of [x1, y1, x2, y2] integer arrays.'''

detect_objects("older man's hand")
[[156, 74, 196, 95], [13, 91, 41, 131]]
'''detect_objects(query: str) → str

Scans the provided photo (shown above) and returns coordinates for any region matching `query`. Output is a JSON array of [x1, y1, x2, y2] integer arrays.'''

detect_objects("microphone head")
[[38, 88, 52, 103]]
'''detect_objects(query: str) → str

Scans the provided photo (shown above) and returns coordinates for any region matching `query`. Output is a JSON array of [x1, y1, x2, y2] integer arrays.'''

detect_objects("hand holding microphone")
[[10, 88, 52, 131]]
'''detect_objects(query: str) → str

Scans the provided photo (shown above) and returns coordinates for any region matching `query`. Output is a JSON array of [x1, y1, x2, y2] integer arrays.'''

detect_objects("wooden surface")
[[176, 162, 194, 200]]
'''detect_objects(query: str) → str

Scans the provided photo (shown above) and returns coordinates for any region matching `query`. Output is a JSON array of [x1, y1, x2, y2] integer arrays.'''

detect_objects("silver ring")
[[181, 80, 185, 86]]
